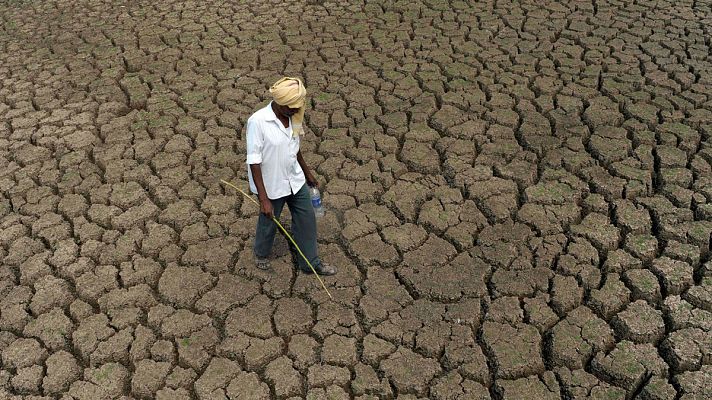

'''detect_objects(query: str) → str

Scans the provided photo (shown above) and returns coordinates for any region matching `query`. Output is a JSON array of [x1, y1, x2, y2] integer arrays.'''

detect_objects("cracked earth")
[[1, 0, 711, 399]]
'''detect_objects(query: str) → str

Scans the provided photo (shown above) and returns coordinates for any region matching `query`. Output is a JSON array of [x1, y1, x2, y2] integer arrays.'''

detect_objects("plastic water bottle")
[[309, 187, 325, 218]]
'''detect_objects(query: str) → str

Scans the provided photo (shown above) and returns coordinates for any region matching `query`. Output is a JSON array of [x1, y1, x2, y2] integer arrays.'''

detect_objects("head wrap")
[[269, 77, 307, 136]]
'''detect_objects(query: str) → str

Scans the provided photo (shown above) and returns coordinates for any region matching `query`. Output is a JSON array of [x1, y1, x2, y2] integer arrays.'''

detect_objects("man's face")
[[275, 103, 299, 118]]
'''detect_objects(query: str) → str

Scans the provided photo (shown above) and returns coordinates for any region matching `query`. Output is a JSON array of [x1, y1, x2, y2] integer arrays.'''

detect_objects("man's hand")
[[249, 164, 273, 219], [305, 171, 319, 189], [259, 197, 274, 220]]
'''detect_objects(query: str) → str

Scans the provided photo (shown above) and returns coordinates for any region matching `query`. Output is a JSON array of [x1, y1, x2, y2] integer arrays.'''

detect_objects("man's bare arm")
[[249, 164, 274, 219], [297, 150, 318, 188]]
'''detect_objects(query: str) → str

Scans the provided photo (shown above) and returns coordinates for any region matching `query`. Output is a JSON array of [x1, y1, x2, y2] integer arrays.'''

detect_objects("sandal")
[[255, 256, 271, 270], [302, 263, 337, 276]]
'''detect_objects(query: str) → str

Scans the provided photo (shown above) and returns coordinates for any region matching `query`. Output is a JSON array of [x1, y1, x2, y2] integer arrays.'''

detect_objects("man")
[[245, 77, 336, 276]]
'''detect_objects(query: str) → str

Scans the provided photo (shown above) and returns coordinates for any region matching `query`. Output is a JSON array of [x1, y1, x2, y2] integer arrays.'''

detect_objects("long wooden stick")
[[220, 179, 333, 300]]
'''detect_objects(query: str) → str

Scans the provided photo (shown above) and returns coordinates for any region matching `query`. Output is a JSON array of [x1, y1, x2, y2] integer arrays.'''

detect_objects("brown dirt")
[[1, 0, 711, 398]]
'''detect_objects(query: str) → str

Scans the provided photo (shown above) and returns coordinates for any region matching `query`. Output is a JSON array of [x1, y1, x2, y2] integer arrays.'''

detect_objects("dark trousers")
[[254, 184, 322, 271]]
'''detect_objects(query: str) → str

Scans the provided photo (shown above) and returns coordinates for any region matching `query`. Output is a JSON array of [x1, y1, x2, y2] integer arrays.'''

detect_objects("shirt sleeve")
[[245, 119, 263, 164]]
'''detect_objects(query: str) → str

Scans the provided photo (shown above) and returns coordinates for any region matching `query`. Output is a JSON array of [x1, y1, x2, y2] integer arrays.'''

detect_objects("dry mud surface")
[[1, 0, 711, 399]]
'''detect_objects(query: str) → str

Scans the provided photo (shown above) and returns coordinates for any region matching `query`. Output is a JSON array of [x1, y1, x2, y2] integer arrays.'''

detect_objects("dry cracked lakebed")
[[0, 0, 711, 399]]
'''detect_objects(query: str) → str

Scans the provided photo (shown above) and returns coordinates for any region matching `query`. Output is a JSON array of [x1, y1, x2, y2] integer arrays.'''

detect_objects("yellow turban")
[[269, 77, 306, 136]]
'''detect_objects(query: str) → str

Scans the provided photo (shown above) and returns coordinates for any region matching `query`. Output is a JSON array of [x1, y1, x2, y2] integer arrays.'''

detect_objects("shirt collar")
[[265, 101, 279, 122], [265, 101, 292, 136]]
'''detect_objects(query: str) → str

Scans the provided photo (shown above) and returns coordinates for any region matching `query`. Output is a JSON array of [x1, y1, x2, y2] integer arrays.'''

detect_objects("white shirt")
[[246, 102, 306, 199]]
